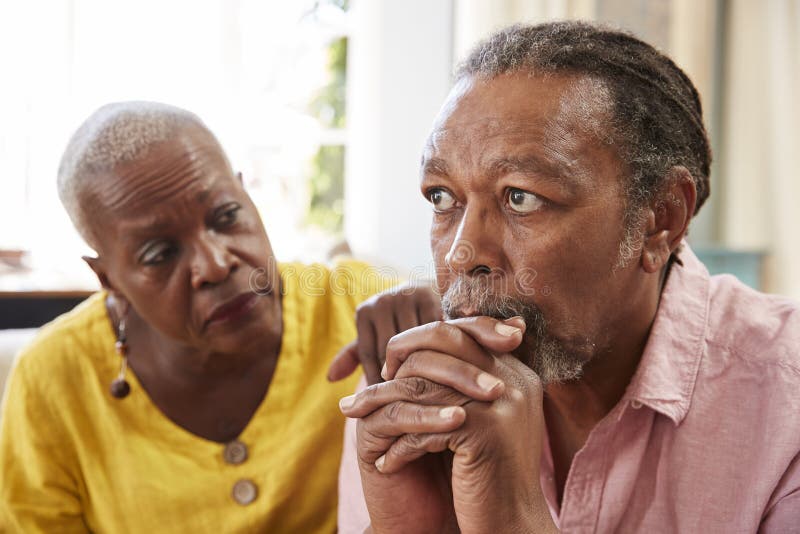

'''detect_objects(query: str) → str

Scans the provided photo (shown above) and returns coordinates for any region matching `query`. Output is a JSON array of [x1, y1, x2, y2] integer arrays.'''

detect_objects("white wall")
[[344, 0, 454, 274]]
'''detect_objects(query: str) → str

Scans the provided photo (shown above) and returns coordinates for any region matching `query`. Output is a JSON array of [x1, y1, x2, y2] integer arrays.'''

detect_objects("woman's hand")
[[327, 283, 442, 385]]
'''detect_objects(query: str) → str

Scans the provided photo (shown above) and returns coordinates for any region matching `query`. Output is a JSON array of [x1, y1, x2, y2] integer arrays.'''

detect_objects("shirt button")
[[223, 440, 248, 465], [631, 400, 643, 409], [232, 479, 258, 505]]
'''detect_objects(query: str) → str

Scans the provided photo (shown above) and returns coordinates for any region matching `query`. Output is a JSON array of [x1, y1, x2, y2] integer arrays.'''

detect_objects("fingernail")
[[339, 395, 355, 410], [477, 372, 503, 393], [380, 362, 388, 380], [495, 322, 521, 336], [439, 406, 459, 420], [375, 455, 386, 472]]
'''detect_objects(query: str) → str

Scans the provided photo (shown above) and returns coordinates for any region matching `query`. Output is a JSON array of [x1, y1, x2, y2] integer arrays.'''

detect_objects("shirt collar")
[[621, 241, 710, 425]]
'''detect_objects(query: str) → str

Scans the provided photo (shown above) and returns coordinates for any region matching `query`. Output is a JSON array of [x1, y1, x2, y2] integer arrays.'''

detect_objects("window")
[[0, 0, 350, 289]]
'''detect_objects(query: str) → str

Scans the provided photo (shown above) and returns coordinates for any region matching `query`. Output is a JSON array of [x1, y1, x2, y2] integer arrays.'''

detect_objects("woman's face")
[[86, 125, 281, 355]]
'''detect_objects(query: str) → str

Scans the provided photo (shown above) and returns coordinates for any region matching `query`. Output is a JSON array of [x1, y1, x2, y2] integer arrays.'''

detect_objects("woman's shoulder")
[[10, 292, 112, 390], [279, 259, 399, 308]]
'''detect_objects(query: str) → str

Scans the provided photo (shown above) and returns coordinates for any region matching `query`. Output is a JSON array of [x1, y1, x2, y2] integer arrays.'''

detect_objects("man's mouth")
[[203, 292, 259, 330]]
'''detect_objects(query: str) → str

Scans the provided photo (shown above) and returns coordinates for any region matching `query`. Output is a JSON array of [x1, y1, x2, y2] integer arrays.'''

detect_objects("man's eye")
[[427, 188, 457, 212], [506, 188, 544, 214]]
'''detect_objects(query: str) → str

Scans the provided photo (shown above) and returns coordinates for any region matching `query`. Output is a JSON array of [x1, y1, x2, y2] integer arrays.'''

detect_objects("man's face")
[[422, 72, 650, 381], [87, 125, 281, 355]]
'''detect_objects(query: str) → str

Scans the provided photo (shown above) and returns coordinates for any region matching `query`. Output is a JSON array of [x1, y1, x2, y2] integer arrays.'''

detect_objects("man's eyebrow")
[[485, 155, 582, 190], [420, 157, 450, 178]]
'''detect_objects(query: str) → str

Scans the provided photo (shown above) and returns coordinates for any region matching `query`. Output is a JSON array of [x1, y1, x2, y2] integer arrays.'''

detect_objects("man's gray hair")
[[57, 101, 207, 248], [458, 21, 712, 266]]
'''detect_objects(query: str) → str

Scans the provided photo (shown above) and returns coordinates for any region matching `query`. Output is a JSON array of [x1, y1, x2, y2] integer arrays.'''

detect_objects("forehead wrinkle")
[[99, 142, 224, 213], [540, 75, 616, 183], [484, 155, 581, 194], [421, 156, 450, 178]]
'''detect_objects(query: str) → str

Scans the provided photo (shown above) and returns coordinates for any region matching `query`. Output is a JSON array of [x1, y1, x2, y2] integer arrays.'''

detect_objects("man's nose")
[[190, 233, 239, 289], [444, 206, 502, 276]]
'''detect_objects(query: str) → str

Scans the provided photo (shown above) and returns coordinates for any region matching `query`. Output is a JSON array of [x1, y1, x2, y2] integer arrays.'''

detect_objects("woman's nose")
[[190, 234, 239, 289]]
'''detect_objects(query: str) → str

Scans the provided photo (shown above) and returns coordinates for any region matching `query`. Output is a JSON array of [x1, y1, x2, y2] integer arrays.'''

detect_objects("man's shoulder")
[[705, 273, 800, 371]]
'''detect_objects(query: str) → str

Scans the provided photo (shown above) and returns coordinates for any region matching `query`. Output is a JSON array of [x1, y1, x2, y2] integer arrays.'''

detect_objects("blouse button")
[[223, 440, 248, 465], [232, 479, 258, 505]]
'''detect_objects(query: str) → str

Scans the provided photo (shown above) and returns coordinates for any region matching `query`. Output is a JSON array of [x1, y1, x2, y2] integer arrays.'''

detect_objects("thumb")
[[327, 340, 360, 381]]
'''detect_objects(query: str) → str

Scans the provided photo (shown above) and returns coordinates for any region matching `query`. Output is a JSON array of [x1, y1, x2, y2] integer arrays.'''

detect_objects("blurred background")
[[0, 0, 798, 312]]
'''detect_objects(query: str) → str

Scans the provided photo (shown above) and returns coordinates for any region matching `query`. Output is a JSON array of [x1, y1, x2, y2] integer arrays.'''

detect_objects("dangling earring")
[[110, 314, 131, 399]]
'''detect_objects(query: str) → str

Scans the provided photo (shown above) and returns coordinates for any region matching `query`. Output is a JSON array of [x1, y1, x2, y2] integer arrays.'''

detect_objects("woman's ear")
[[83, 255, 110, 286], [84, 255, 131, 317], [640, 166, 697, 273]]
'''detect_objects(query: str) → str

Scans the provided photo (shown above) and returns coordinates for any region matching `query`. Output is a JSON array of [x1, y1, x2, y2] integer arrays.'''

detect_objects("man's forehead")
[[423, 73, 615, 166], [436, 73, 610, 130]]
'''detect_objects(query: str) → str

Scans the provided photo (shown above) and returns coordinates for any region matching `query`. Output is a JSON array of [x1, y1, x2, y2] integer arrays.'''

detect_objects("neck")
[[541, 276, 661, 503], [542, 325, 649, 430], [543, 261, 673, 430], [109, 297, 282, 389]]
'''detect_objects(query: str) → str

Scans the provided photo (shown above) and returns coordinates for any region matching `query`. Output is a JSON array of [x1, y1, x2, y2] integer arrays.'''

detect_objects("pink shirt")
[[338, 244, 800, 533]]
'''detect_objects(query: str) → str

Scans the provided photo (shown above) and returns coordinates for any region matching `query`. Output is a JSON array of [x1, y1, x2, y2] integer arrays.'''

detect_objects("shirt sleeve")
[[337, 376, 371, 534], [759, 451, 800, 533], [0, 356, 88, 533]]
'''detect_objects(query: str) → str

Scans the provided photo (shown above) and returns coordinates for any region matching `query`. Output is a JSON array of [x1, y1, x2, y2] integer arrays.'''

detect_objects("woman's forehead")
[[90, 133, 234, 212]]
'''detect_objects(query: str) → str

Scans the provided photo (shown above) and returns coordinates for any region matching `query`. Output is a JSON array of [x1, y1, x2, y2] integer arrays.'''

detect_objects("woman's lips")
[[204, 292, 259, 329]]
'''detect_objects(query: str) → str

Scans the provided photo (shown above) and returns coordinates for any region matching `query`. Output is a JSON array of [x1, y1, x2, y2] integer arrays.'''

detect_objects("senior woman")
[[0, 102, 440, 532]]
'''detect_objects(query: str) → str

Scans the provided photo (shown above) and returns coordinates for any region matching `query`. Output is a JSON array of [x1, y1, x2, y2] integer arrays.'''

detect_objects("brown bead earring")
[[110, 315, 131, 399]]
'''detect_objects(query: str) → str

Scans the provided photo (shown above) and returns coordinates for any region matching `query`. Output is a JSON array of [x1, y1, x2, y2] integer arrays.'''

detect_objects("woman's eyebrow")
[[117, 216, 175, 242]]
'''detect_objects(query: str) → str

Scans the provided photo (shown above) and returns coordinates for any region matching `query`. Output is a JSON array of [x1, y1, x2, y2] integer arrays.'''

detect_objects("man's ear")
[[640, 166, 697, 273]]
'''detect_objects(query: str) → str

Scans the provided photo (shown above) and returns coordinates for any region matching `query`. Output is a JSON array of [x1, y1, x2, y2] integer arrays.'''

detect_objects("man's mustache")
[[441, 276, 547, 336]]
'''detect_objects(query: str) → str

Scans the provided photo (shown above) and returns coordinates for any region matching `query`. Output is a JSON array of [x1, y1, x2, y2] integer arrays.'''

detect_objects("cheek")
[[430, 224, 455, 293]]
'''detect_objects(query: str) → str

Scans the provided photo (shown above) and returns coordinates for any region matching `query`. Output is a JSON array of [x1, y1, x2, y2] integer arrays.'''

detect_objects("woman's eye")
[[141, 244, 175, 265], [427, 188, 457, 212], [215, 205, 241, 227], [507, 188, 544, 214]]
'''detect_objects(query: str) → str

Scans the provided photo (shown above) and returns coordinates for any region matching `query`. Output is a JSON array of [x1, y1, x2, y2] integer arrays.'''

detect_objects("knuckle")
[[385, 333, 402, 355], [402, 432, 425, 450], [413, 405, 427, 425], [384, 401, 403, 422], [409, 377, 431, 398], [361, 383, 381, 403], [373, 296, 393, 313], [428, 320, 445, 332], [400, 352, 420, 374]]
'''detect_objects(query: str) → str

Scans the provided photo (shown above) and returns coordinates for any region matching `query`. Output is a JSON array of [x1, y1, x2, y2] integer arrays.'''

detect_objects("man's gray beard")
[[441, 276, 585, 385]]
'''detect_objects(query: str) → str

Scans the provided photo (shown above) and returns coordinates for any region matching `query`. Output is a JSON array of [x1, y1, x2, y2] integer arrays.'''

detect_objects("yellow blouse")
[[0, 261, 390, 533]]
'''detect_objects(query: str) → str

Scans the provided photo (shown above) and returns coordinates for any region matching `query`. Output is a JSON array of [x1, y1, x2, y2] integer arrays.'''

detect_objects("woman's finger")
[[356, 311, 382, 385], [327, 340, 360, 381]]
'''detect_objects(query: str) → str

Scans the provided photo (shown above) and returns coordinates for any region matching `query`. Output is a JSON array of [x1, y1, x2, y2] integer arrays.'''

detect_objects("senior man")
[[335, 22, 800, 533]]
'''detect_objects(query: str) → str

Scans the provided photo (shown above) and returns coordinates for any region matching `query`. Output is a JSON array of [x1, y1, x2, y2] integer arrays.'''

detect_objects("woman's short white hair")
[[57, 101, 207, 249]]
